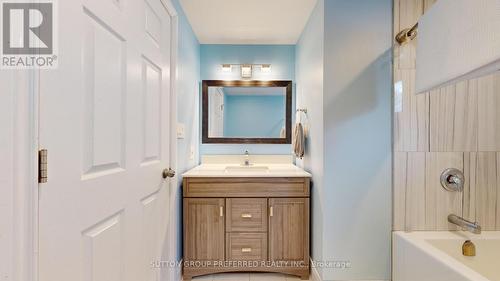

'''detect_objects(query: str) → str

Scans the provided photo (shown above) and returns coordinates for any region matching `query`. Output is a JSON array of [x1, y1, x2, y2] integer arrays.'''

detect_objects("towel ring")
[[296, 108, 307, 123]]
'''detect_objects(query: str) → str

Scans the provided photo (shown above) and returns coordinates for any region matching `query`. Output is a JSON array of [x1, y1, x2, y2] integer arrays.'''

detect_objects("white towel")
[[415, 0, 500, 93]]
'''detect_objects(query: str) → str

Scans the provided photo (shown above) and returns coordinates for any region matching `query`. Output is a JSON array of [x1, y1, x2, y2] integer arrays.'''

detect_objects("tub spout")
[[448, 214, 481, 234]]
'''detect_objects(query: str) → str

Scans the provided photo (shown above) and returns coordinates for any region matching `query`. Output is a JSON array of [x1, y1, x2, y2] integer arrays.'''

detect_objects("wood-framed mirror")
[[202, 80, 292, 144]]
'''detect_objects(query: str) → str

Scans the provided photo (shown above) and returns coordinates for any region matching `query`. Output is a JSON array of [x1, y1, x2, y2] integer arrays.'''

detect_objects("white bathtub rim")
[[394, 231, 497, 281], [395, 230, 500, 241]]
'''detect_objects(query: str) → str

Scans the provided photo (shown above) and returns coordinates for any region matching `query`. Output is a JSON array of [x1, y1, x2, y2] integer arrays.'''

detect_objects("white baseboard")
[[310, 258, 321, 281], [175, 259, 183, 281], [308, 258, 390, 281]]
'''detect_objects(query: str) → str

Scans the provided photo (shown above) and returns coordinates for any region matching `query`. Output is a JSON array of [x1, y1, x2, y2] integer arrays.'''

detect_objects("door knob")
[[162, 168, 175, 179]]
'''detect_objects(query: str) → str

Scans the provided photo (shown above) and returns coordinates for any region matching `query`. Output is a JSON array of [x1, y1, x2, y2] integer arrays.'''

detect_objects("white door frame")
[[158, 0, 180, 280], [1, 3, 40, 275], [2, 68, 39, 281], [5, 0, 179, 280]]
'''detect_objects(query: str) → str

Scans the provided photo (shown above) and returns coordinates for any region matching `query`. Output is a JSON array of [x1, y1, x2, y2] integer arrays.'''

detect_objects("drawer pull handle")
[[241, 247, 252, 253], [220, 206, 224, 217], [269, 206, 273, 217], [241, 213, 252, 218]]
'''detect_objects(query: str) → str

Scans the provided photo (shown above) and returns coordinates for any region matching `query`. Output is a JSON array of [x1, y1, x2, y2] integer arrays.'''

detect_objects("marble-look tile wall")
[[393, 0, 500, 231]]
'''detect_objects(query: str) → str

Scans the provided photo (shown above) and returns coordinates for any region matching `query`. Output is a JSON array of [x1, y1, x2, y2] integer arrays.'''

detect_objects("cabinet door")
[[269, 198, 309, 263], [184, 198, 225, 261]]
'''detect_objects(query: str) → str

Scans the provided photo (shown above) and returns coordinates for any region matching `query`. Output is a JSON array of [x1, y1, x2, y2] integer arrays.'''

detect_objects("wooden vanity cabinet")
[[183, 198, 225, 261], [269, 198, 309, 262], [182, 177, 310, 280]]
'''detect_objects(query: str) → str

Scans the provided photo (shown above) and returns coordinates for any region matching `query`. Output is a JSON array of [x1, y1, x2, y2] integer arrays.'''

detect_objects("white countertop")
[[182, 164, 312, 178]]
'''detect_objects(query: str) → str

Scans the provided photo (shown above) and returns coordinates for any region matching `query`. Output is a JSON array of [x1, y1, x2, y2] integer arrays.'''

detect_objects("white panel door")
[[38, 0, 174, 281]]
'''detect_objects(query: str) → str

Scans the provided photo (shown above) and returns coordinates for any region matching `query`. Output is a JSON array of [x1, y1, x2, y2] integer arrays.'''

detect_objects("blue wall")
[[296, 0, 392, 280], [200, 44, 295, 155], [322, 1, 392, 279], [295, 0, 325, 276], [171, 0, 200, 264], [224, 95, 285, 138], [201, 45, 295, 81]]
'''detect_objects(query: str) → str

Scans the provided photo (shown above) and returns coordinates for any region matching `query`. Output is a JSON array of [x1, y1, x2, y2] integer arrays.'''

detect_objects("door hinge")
[[38, 149, 48, 183]]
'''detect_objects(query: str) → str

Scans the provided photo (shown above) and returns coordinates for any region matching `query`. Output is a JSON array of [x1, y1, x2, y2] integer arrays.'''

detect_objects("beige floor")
[[192, 272, 309, 281]]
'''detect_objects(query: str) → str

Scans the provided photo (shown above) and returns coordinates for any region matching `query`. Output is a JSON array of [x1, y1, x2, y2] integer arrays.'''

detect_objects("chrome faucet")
[[448, 214, 481, 234], [244, 150, 250, 166]]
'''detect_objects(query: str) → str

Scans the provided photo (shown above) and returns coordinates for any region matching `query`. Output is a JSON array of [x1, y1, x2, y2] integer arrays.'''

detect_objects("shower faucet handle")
[[440, 168, 464, 192]]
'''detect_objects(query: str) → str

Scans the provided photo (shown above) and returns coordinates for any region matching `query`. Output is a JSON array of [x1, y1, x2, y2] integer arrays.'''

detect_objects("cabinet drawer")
[[226, 233, 267, 261], [226, 198, 267, 232], [183, 178, 310, 198]]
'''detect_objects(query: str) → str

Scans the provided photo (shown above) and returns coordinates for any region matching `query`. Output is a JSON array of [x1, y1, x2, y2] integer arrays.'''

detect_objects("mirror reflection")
[[208, 86, 287, 138]]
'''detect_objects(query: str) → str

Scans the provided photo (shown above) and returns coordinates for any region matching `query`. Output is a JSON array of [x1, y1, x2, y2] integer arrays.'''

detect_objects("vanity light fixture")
[[221, 64, 232, 72], [240, 64, 253, 79], [261, 64, 271, 73], [220, 63, 272, 79]]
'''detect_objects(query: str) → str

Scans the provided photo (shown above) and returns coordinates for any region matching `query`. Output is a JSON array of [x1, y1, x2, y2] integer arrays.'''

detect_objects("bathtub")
[[393, 231, 500, 281]]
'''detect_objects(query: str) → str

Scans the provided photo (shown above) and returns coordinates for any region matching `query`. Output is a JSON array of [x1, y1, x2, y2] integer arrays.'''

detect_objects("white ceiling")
[[179, 0, 317, 44]]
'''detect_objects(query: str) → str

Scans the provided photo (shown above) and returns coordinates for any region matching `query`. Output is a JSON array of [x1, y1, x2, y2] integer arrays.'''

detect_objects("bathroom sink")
[[224, 165, 270, 173], [181, 155, 312, 178]]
